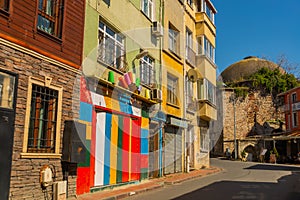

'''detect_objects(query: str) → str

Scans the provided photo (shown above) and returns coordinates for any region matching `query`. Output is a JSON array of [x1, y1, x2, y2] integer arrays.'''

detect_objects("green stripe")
[[117, 116, 123, 183], [78, 140, 91, 167]]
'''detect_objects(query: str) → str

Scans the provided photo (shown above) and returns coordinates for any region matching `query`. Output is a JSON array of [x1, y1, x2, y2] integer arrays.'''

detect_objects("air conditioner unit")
[[53, 181, 67, 200], [152, 21, 164, 37], [152, 88, 162, 102]]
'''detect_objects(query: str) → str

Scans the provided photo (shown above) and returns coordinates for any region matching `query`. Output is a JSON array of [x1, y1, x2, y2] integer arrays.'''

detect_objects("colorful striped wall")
[[78, 77, 152, 194]]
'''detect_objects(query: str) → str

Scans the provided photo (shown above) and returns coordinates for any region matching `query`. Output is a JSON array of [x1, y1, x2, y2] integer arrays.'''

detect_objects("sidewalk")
[[71, 167, 221, 200]]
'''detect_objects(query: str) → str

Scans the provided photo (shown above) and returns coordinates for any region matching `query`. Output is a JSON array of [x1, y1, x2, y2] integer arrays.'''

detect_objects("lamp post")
[[230, 91, 237, 159], [132, 50, 149, 73], [233, 92, 237, 159]]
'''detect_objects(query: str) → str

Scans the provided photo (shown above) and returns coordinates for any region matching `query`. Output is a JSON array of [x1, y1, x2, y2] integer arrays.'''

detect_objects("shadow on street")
[[244, 164, 300, 172], [172, 171, 300, 200]]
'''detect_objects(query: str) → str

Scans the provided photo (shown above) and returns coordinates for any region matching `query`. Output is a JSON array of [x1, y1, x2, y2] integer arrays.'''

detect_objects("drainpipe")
[[182, 6, 189, 173], [158, 0, 164, 177]]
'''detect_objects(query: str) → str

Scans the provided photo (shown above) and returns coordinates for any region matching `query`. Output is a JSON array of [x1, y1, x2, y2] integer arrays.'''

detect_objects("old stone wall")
[[0, 42, 80, 199], [223, 90, 284, 154]]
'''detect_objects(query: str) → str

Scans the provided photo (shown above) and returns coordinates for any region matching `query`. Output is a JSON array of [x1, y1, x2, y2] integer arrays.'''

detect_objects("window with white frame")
[[22, 77, 63, 157], [197, 78, 216, 105], [141, 0, 153, 20], [196, 0, 215, 24], [292, 112, 298, 127], [199, 119, 209, 152], [98, 21, 125, 70], [169, 23, 180, 55], [140, 55, 155, 85], [167, 73, 178, 105], [186, 75, 193, 105], [197, 36, 215, 62], [186, 28, 195, 65]]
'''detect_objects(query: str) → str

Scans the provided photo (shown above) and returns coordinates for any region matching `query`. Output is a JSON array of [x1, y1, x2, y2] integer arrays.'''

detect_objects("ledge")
[[20, 153, 62, 159], [93, 76, 158, 105]]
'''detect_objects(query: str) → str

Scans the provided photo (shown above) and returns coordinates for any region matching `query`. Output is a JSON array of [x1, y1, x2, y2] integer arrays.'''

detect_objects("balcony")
[[186, 46, 196, 67], [292, 102, 300, 111]]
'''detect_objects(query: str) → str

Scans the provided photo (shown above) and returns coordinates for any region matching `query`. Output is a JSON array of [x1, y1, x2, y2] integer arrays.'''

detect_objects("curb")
[[102, 184, 164, 200]]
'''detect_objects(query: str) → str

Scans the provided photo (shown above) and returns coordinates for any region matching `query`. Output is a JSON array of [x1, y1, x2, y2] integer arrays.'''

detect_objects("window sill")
[[0, 9, 9, 18], [167, 102, 180, 109], [20, 152, 62, 159], [37, 29, 62, 44]]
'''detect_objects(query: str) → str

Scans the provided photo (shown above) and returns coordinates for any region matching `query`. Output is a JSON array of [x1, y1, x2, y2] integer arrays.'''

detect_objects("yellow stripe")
[[141, 117, 149, 129], [110, 114, 118, 184], [128, 118, 132, 181]]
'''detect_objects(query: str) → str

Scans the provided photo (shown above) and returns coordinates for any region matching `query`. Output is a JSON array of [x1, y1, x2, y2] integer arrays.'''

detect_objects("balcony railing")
[[292, 102, 300, 111], [186, 46, 196, 67]]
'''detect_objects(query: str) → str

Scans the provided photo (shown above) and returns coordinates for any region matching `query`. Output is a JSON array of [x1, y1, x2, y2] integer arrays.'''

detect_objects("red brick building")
[[0, 0, 85, 199], [279, 86, 300, 159]]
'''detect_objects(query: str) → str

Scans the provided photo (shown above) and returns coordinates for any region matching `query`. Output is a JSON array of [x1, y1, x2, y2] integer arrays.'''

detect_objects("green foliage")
[[249, 67, 299, 96], [270, 147, 279, 159]]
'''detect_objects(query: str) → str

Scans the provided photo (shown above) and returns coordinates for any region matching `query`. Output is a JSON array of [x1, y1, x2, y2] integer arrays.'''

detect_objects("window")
[[292, 112, 298, 127], [98, 21, 125, 70], [141, 0, 153, 20], [169, 23, 180, 55], [196, 0, 215, 24], [0, 0, 9, 11], [140, 55, 155, 85], [37, 0, 64, 38], [199, 119, 209, 152], [167, 73, 178, 105], [197, 78, 216, 105], [22, 77, 63, 157], [197, 36, 215, 62], [186, 76, 193, 105], [186, 28, 195, 65], [0, 71, 15, 109], [292, 93, 297, 103]]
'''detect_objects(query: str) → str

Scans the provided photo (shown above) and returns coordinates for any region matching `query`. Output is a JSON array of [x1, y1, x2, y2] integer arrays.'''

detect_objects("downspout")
[[159, 0, 164, 177], [182, 5, 188, 173]]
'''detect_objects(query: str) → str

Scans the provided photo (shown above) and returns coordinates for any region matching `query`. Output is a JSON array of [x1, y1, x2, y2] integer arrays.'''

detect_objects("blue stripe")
[[104, 113, 112, 185], [79, 102, 92, 122], [141, 129, 148, 154]]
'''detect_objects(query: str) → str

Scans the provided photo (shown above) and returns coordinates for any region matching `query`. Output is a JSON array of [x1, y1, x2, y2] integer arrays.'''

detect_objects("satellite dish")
[[187, 69, 201, 83]]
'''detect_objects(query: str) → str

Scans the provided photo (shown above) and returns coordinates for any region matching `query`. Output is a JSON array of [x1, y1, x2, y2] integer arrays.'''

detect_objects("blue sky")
[[213, 0, 300, 75]]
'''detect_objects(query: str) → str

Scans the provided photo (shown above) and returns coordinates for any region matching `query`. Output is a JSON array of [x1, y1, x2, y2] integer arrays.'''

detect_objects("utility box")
[[53, 181, 67, 200], [62, 120, 86, 163]]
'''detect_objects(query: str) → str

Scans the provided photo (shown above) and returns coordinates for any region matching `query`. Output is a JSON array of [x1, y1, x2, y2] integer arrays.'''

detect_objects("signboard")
[[170, 117, 188, 129]]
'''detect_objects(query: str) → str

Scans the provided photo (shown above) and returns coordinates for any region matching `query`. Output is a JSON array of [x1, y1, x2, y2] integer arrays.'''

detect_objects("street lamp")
[[230, 91, 237, 159], [132, 50, 149, 73]]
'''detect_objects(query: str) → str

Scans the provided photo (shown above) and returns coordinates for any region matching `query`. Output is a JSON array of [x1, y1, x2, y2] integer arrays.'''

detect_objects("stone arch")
[[239, 141, 257, 161]]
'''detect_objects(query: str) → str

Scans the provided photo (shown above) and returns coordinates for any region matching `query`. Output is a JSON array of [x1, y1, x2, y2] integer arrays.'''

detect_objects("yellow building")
[[162, 0, 217, 174]]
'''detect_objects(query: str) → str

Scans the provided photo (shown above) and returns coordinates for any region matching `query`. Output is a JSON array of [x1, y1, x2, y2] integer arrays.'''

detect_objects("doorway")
[[0, 69, 17, 200]]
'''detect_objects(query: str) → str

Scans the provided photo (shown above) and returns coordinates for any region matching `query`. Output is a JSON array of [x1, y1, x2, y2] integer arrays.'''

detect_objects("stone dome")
[[220, 56, 284, 83]]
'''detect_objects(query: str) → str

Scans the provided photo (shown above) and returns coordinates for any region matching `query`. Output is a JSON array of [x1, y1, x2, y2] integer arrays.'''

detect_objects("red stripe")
[[131, 119, 141, 181], [122, 117, 130, 182]]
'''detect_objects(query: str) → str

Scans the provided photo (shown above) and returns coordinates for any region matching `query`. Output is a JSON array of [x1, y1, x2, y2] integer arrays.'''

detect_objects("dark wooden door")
[[0, 70, 17, 200], [0, 110, 14, 199]]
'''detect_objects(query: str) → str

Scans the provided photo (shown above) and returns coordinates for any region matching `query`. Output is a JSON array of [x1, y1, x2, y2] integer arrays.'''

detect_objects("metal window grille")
[[27, 84, 58, 153]]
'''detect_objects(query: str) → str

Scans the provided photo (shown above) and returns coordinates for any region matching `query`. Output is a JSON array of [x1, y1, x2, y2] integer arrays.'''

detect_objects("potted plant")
[[270, 147, 279, 164]]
